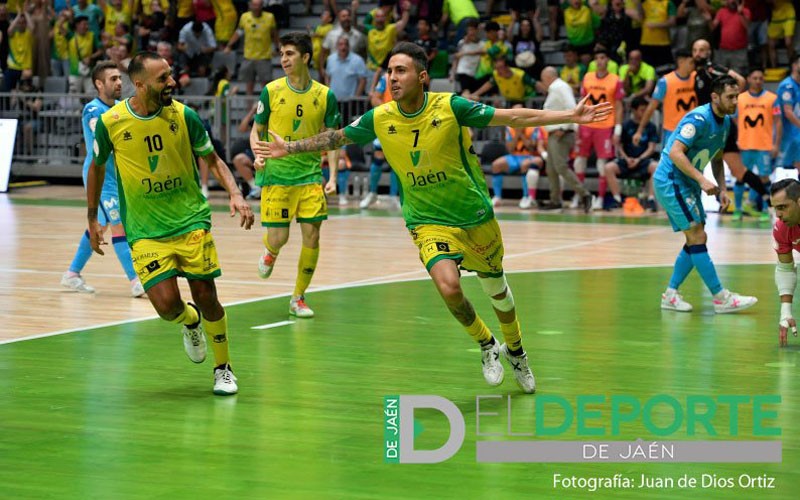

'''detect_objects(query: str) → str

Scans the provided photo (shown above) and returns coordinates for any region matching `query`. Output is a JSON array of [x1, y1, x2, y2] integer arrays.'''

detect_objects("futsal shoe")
[[359, 192, 377, 209], [492, 196, 502, 207], [731, 210, 743, 221], [661, 289, 693, 312], [500, 344, 536, 393], [181, 304, 207, 363], [290, 295, 314, 318], [61, 272, 95, 293], [713, 290, 758, 314], [131, 279, 146, 298], [518, 196, 533, 209], [258, 250, 277, 279], [481, 340, 504, 386], [213, 364, 238, 396]]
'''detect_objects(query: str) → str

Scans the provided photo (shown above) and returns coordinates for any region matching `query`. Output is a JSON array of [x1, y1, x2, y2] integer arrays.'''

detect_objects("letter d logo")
[[399, 395, 465, 463]]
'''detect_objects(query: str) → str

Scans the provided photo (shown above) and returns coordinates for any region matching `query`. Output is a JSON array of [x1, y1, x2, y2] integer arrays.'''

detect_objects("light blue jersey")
[[777, 75, 800, 166], [653, 104, 731, 231], [81, 97, 121, 226]]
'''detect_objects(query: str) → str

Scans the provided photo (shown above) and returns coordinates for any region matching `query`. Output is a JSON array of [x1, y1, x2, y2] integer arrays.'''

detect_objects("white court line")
[[0, 222, 775, 346], [504, 227, 665, 260], [251, 320, 295, 330]]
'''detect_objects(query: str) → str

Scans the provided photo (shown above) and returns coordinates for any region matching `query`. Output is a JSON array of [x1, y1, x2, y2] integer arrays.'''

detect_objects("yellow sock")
[[171, 301, 199, 326], [465, 315, 493, 345], [500, 319, 523, 353], [293, 245, 319, 297], [262, 233, 279, 256], [202, 312, 230, 367]]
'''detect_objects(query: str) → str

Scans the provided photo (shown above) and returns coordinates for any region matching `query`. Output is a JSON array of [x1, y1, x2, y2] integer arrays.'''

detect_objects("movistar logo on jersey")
[[744, 114, 765, 128], [676, 97, 698, 112], [588, 94, 607, 106], [293, 119, 302, 132]]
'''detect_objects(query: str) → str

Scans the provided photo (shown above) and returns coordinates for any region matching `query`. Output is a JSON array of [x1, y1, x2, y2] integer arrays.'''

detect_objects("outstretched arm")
[[488, 95, 612, 128], [254, 129, 353, 161]]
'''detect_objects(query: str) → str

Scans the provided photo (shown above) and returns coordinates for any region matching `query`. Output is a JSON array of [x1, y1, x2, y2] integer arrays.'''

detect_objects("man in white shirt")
[[540, 66, 592, 212], [320, 8, 367, 81]]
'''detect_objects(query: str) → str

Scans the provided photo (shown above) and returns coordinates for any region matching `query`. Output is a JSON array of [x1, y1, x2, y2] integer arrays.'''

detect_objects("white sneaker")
[[592, 195, 604, 211], [201, 185, 209, 198], [568, 194, 580, 209], [131, 280, 146, 298], [481, 340, 504, 386], [661, 289, 693, 312], [258, 250, 277, 279], [61, 272, 95, 293], [290, 295, 314, 318], [713, 290, 758, 314], [359, 192, 377, 209], [338, 194, 348, 206], [500, 343, 536, 393], [492, 196, 502, 207], [213, 364, 238, 396], [518, 196, 532, 209], [181, 304, 207, 363]]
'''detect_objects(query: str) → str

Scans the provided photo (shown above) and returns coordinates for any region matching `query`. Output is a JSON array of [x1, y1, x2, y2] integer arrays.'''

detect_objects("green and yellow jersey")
[[237, 10, 276, 60], [254, 78, 341, 186], [367, 23, 398, 70], [67, 31, 100, 76], [344, 93, 496, 229], [93, 99, 215, 244], [7, 29, 33, 71], [490, 67, 536, 101]]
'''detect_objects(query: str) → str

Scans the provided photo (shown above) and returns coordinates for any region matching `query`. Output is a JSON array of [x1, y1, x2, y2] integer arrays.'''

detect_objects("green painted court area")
[[1, 266, 797, 499]]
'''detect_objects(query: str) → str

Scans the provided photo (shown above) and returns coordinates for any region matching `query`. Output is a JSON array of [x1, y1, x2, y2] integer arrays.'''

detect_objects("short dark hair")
[[772, 179, 800, 200], [675, 49, 692, 60], [712, 74, 738, 95], [792, 53, 800, 66], [485, 21, 500, 32], [747, 67, 765, 76], [92, 61, 119, 90], [631, 96, 648, 109], [127, 51, 164, 80], [280, 32, 313, 59], [593, 48, 609, 58], [465, 19, 479, 30], [389, 41, 428, 73]]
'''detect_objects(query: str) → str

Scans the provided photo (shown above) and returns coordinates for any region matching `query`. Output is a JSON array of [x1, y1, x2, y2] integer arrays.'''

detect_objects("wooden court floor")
[[0, 185, 796, 499]]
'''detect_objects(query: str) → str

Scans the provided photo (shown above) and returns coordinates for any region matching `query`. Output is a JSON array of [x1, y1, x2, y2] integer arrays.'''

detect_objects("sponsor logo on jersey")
[[169, 120, 179, 134], [123, 131, 132, 141], [388, 124, 397, 134], [680, 124, 696, 139]]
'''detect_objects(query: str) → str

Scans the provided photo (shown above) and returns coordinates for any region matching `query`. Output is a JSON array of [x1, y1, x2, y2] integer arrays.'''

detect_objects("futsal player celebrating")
[[254, 42, 612, 393]]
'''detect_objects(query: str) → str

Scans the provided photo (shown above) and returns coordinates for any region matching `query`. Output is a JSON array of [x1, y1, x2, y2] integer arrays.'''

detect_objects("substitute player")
[[255, 42, 613, 394], [250, 32, 341, 319], [87, 52, 255, 395], [62, 61, 144, 297], [654, 75, 757, 314]]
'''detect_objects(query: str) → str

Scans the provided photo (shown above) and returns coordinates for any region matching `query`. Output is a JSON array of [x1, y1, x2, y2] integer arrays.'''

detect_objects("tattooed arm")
[[253, 129, 353, 164]]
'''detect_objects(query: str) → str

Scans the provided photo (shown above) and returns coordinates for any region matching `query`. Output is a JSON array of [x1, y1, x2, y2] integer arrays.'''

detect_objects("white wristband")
[[614, 124, 622, 136], [782, 302, 793, 318]]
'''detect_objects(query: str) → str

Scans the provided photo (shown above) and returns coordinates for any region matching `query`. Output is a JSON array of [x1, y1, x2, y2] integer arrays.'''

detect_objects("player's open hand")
[[230, 193, 255, 230], [779, 315, 797, 347], [574, 95, 613, 125], [252, 130, 289, 159], [88, 219, 106, 255]]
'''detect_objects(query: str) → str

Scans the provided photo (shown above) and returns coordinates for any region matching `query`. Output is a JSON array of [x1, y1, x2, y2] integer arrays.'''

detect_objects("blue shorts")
[[654, 174, 706, 232], [778, 136, 800, 168], [741, 150, 774, 177], [98, 194, 122, 226], [503, 154, 535, 174]]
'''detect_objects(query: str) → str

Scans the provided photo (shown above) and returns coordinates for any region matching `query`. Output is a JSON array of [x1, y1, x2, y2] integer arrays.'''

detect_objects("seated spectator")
[[619, 49, 656, 98], [177, 20, 216, 77], [321, 7, 367, 81], [490, 116, 547, 209], [450, 19, 484, 94], [604, 96, 658, 211], [230, 103, 261, 199], [468, 55, 537, 106], [564, 0, 600, 65], [559, 46, 586, 97]]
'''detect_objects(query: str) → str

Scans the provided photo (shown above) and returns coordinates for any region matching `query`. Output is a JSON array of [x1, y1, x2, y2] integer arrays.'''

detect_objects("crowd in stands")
[[2, 0, 798, 215]]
